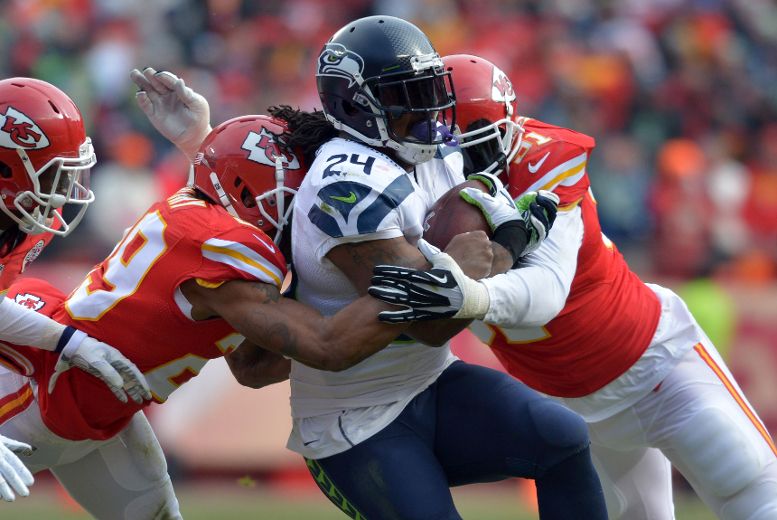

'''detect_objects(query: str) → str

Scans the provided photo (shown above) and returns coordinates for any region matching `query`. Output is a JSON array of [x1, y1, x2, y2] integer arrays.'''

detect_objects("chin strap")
[[209, 172, 239, 218]]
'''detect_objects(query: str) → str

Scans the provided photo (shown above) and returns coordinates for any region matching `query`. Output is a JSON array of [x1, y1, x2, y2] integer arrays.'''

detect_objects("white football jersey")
[[288, 138, 464, 458]]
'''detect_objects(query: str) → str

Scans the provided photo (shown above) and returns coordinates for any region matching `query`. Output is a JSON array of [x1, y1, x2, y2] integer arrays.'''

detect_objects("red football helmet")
[[0, 78, 96, 236], [192, 115, 305, 243], [443, 54, 524, 177]]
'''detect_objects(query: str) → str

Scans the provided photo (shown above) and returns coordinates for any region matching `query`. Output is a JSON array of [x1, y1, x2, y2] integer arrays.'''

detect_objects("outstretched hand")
[[130, 67, 211, 160]]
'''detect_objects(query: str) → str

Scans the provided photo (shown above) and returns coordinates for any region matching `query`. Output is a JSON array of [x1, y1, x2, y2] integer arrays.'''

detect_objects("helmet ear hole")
[[0, 162, 12, 179], [240, 186, 256, 208], [342, 100, 359, 116]]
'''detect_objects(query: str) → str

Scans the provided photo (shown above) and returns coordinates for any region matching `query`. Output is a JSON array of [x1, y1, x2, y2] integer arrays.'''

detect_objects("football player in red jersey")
[[0, 78, 152, 503], [0, 97, 504, 518], [370, 54, 777, 519]]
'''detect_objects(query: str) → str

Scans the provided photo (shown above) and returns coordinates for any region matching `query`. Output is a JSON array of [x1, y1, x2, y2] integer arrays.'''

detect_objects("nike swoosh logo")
[[303, 439, 319, 446], [253, 234, 276, 253], [330, 192, 357, 204], [425, 272, 449, 285], [527, 152, 550, 174]]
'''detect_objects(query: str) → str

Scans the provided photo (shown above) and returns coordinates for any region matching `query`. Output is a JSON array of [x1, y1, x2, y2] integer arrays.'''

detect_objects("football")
[[422, 179, 492, 248]]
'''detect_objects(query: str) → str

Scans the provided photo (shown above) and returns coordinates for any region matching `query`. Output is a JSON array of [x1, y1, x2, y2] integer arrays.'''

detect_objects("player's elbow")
[[226, 354, 290, 389], [524, 298, 564, 327], [516, 305, 562, 328]]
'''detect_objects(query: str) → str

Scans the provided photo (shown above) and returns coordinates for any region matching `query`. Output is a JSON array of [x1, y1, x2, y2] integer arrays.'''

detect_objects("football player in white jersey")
[[274, 16, 607, 520], [129, 25, 606, 517], [369, 54, 777, 520]]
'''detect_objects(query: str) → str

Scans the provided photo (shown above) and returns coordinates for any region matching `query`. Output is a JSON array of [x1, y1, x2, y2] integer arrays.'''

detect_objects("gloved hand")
[[130, 67, 211, 160], [459, 172, 521, 231], [0, 434, 34, 502], [368, 239, 490, 323], [48, 327, 152, 405], [515, 189, 560, 255]]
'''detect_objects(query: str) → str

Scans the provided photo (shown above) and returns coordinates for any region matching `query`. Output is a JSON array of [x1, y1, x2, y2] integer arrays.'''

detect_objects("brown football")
[[422, 179, 492, 249]]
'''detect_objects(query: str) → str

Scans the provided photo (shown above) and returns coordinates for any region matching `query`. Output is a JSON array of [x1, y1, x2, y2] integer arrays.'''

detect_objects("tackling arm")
[[370, 207, 582, 325], [326, 235, 492, 346], [181, 278, 407, 372], [480, 208, 582, 327]]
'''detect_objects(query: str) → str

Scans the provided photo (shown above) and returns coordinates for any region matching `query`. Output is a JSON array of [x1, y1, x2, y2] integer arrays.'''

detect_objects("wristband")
[[55, 326, 78, 354], [492, 220, 530, 267]]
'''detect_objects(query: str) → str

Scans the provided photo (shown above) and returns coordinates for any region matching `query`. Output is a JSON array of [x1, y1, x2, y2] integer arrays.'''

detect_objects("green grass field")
[[2, 481, 716, 519]]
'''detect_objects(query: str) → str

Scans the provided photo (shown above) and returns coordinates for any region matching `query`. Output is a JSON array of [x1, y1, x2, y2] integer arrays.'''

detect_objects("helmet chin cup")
[[394, 141, 438, 166]]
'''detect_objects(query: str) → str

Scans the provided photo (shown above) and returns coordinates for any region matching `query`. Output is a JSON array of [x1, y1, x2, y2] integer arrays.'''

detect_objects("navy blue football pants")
[[305, 361, 607, 519]]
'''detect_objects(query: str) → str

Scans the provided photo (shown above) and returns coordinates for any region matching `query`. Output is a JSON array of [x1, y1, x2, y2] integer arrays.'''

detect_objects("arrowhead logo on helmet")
[[241, 127, 301, 170], [0, 107, 50, 149], [491, 67, 516, 117], [317, 43, 365, 88]]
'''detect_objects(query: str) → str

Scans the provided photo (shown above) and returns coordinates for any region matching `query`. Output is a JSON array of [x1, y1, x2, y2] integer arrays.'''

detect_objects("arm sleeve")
[[481, 206, 583, 327], [196, 223, 288, 289], [0, 296, 64, 351]]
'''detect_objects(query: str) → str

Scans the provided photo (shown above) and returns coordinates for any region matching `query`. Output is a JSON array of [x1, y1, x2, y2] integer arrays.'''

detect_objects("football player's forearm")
[[407, 319, 471, 347], [489, 242, 514, 276], [219, 295, 404, 372], [308, 296, 409, 370], [328, 238, 470, 347], [481, 211, 581, 328], [0, 296, 65, 351]]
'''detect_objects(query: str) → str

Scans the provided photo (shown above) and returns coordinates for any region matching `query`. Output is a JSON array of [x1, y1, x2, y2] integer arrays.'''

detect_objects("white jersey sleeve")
[[481, 205, 583, 327], [297, 138, 425, 260]]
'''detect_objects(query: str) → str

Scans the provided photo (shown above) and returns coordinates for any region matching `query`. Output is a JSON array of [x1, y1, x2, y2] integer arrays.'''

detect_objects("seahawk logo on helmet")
[[317, 43, 364, 88], [0, 107, 50, 150]]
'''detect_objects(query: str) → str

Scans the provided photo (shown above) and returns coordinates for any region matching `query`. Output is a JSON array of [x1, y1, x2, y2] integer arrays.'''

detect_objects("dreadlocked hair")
[[267, 105, 337, 166]]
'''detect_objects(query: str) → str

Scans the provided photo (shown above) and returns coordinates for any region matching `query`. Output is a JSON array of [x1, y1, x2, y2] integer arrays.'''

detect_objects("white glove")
[[368, 239, 490, 322], [515, 189, 560, 256], [130, 67, 212, 160], [0, 434, 34, 502], [48, 327, 152, 405], [459, 172, 520, 231]]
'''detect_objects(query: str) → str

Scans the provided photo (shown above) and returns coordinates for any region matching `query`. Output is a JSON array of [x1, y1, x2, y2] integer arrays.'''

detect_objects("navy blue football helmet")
[[316, 16, 456, 165]]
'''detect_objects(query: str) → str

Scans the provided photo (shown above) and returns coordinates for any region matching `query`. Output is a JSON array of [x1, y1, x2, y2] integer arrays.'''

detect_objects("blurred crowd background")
[[2, 0, 776, 280], [1, 0, 776, 513]]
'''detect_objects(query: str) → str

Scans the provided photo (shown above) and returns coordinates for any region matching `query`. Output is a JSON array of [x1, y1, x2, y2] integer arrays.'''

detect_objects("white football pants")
[[589, 342, 777, 520], [0, 368, 181, 519]]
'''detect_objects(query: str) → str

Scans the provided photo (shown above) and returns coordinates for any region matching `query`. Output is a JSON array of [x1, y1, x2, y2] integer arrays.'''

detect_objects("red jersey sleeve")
[[194, 216, 287, 289], [509, 119, 595, 208]]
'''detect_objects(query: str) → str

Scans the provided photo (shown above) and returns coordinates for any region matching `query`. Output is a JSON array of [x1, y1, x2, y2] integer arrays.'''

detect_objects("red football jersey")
[[0, 230, 55, 291], [472, 119, 662, 397], [5, 188, 287, 440]]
